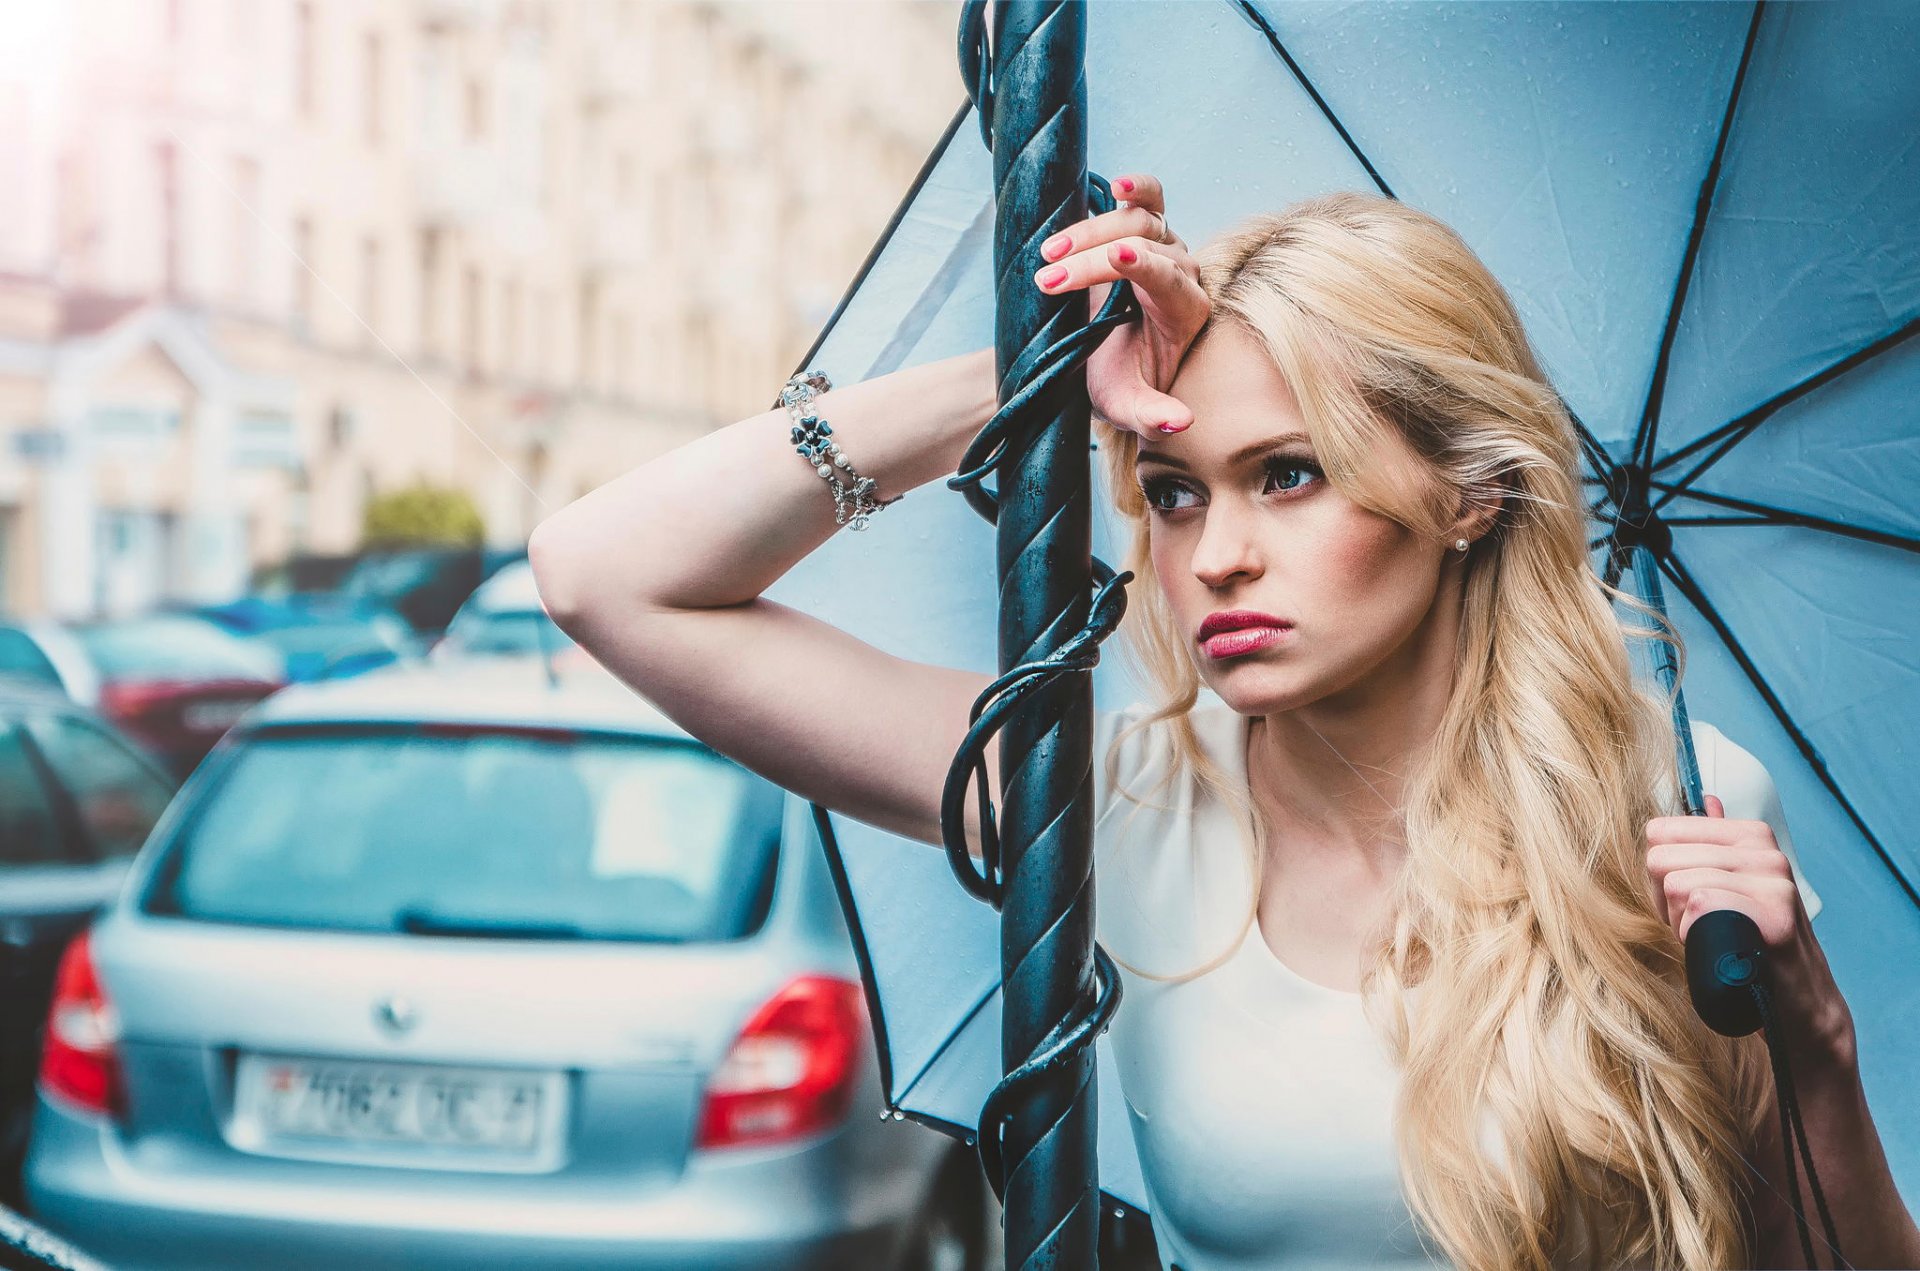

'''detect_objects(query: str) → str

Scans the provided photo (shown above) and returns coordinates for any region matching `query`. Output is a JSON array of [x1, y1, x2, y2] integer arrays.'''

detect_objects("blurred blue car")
[[22, 659, 988, 1270], [188, 596, 423, 683], [430, 561, 574, 664]]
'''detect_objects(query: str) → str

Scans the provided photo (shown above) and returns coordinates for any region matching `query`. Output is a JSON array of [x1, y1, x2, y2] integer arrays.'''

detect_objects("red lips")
[[1197, 609, 1293, 641]]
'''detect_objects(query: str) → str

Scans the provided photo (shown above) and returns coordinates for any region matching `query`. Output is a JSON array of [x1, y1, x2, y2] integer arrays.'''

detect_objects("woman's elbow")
[[527, 515, 592, 634]]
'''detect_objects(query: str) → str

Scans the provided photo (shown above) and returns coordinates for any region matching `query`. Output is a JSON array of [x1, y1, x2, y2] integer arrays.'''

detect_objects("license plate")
[[183, 699, 252, 731], [231, 1053, 565, 1163]]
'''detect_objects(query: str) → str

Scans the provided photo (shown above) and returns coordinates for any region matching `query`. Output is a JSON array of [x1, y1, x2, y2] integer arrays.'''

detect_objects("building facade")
[[0, 0, 958, 618]]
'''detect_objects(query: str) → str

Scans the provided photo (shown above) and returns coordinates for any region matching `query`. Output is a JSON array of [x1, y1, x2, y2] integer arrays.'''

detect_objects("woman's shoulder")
[[1092, 699, 1163, 821], [1092, 699, 1255, 975], [1092, 698, 1243, 816]]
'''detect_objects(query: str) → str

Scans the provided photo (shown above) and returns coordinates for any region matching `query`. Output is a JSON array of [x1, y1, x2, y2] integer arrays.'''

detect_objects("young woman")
[[529, 180, 1919, 1270]]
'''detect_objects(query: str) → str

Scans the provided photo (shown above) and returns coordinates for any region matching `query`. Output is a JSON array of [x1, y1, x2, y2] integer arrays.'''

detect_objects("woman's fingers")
[[1035, 232, 1196, 306], [1112, 173, 1164, 216], [1040, 203, 1176, 264]]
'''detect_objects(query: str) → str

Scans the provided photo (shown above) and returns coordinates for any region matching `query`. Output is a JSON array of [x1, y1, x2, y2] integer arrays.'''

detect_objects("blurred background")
[[0, 5, 1106, 1270], [0, 0, 956, 622]]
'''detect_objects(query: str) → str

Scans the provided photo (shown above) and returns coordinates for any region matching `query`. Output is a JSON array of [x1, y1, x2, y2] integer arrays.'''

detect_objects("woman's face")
[[1138, 321, 1454, 713]]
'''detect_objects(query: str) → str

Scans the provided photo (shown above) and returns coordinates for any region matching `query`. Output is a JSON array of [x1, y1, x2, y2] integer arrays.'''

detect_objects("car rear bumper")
[[24, 1095, 924, 1271]]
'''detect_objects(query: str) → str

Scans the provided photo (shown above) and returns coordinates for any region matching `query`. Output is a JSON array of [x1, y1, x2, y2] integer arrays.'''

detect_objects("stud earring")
[[1454, 537, 1470, 552]]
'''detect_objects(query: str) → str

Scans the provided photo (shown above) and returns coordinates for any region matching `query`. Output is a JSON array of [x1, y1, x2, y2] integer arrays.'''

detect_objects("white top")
[[1091, 700, 1824, 1271]]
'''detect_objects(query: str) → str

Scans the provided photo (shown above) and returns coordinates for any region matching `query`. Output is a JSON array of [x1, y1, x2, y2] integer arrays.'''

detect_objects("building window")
[[418, 227, 442, 355], [501, 277, 522, 378], [463, 264, 483, 374], [363, 31, 383, 146], [465, 76, 487, 141], [360, 236, 381, 341], [577, 278, 599, 388], [231, 155, 260, 308], [291, 217, 314, 331], [294, 1, 316, 121], [534, 290, 554, 384], [156, 140, 180, 296], [610, 312, 632, 398]]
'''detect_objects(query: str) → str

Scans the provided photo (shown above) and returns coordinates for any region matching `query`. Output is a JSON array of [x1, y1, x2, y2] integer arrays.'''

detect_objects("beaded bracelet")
[[782, 368, 903, 531]]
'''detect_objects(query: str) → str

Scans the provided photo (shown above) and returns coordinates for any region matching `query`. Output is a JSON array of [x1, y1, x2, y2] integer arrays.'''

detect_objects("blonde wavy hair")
[[1094, 191, 1778, 1270]]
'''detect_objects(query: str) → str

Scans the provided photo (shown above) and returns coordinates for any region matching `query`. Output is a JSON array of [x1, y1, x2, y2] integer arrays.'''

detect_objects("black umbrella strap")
[[1752, 979, 1849, 1269]]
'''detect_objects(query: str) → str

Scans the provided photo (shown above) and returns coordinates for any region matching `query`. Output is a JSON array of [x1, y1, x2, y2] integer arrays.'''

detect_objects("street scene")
[[5, 0, 1917, 1268], [0, 1, 1051, 1267]]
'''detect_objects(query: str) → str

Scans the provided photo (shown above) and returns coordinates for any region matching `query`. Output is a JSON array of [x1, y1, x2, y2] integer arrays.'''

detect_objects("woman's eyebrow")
[[1135, 432, 1311, 470]]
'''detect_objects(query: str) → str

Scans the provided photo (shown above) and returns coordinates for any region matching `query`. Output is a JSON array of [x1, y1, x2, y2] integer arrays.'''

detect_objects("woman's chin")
[[1208, 670, 1321, 716]]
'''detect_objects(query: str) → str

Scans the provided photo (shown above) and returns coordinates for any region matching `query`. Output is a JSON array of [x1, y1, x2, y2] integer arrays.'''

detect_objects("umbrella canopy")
[[767, 0, 1920, 1216]]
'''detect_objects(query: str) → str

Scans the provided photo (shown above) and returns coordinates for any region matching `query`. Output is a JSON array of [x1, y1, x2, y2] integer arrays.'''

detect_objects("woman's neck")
[[1245, 562, 1465, 879]]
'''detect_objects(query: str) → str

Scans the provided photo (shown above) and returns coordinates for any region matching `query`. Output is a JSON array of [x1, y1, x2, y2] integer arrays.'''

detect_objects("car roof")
[[465, 559, 540, 614], [242, 658, 695, 741]]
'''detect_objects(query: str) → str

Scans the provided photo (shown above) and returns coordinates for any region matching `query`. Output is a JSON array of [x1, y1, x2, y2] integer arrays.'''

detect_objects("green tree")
[[361, 483, 486, 548]]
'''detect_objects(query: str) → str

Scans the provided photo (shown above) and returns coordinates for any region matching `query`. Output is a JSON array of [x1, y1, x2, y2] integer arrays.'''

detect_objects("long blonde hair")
[[1094, 191, 1777, 1269]]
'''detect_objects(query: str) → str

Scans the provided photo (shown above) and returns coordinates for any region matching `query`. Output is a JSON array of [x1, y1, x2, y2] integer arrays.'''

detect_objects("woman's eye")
[[1137, 456, 1322, 518], [1138, 476, 1198, 514], [1264, 456, 1323, 495]]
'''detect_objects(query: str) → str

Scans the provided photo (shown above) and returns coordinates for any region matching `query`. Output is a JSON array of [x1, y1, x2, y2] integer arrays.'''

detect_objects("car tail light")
[[98, 679, 191, 722], [39, 931, 125, 1118], [695, 975, 866, 1150]]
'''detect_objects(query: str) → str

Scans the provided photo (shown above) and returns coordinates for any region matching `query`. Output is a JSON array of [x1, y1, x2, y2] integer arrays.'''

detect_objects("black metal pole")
[[987, 3, 1099, 1268]]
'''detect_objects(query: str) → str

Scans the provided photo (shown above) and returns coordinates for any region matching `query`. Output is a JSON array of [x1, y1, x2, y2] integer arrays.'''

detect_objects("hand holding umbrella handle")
[[1629, 548, 1845, 1265], [1672, 783, 1846, 1266]]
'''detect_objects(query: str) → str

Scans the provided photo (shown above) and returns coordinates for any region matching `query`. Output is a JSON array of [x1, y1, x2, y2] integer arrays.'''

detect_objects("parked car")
[[431, 561, 578, 665], [248, 553, 363, 598], [338, 547, 527, 639], [22, 659, 990, 1270], [0, 616, 286, 779], [185, 596, 423, 683], [0, 679, 177, 1204]]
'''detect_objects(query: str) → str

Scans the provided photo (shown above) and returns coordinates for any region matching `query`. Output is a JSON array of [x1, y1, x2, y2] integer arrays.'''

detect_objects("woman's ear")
[[1450, 476, 1508, 545]]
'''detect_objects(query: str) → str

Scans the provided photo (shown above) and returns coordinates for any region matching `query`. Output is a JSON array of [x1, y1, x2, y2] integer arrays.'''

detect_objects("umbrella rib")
[[1651, 313, 1920, 508], [1650, 482, 1920, 554], [808, 803, 899, 1101], [1663, 515, 1779, 528], [1227, 0, 1394, 199], [1658, 552, 1920, 910], [1631, 0, 1769, 474]]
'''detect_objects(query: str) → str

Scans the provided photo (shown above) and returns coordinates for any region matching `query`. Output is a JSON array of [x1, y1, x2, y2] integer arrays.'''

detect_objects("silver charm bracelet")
[[782, 369, 903, 531]]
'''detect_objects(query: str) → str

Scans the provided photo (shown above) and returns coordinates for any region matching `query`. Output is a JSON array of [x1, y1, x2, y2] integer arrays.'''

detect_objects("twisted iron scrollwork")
[[948, 0, 1139, 1228]]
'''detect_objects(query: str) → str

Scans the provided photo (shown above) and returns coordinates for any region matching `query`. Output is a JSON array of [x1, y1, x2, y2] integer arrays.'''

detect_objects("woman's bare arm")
[[528, 346, 1003, 858]]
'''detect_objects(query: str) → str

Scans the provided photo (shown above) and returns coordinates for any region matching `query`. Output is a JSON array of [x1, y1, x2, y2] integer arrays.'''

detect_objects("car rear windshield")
[[447, 610, 574, 656], [76, 616, 284, 681], [143, 725, 784, 942]]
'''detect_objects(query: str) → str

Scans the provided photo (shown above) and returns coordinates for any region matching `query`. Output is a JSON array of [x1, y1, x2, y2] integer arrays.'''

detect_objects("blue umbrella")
[[767, 0, 1920, 1233]]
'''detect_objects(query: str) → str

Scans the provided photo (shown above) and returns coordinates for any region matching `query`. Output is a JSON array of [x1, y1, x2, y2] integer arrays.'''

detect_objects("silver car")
[[23, 659, 990, 1270]]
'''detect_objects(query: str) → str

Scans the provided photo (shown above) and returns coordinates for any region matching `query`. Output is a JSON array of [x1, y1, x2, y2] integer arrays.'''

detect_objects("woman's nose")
[[1188, 503, 1264, 588]]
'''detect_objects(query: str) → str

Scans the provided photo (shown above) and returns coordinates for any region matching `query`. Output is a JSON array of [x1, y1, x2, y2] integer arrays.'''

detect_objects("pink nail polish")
[[1118, 178, 1135, 194], [1039, 265, 1067, 288], [1043, 234, 1069, 260], [1116, 244, 1137, 264]]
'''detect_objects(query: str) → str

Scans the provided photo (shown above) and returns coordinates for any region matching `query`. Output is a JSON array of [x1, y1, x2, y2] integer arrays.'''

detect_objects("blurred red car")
[[0, 615, 286, 778]]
